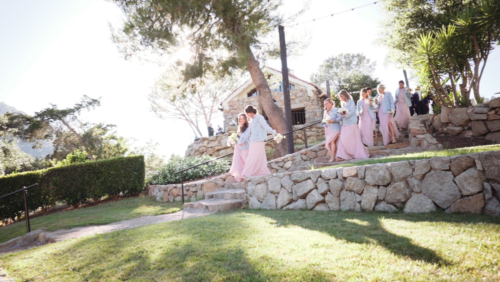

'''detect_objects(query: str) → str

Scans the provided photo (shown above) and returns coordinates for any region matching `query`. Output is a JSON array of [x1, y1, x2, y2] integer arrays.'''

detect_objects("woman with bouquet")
[[377, 84, 400, 145], [241, 105, 277, 179], [357, 88, 376, 147], [394, 80, 412, 129], [336, 90, 370, 161], [229, 113, 250, 182], [322, 98, 342, 162]]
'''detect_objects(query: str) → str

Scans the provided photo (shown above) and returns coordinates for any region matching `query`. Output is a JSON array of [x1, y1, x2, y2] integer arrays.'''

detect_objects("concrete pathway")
[[0, 210, 210, 256]]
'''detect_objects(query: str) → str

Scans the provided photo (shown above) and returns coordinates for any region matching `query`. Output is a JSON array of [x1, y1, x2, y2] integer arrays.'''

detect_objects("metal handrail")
[[176, 120, 322, 203], [0, 183, 38, 233]]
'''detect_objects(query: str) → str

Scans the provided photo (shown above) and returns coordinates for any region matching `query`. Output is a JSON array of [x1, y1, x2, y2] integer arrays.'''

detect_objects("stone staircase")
[[183, 188, 246, 213]]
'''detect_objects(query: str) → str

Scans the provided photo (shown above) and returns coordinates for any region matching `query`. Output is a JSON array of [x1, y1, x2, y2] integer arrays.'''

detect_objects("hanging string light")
[[285, 1, 378, 27]]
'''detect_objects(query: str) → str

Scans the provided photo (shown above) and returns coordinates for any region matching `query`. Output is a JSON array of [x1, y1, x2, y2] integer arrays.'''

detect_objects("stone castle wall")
[[147, 150, 500, 216], [429, 98, 500, 142]]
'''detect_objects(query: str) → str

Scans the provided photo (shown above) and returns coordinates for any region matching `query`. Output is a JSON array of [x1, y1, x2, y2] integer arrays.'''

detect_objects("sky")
[[1, 0, 499, 158]]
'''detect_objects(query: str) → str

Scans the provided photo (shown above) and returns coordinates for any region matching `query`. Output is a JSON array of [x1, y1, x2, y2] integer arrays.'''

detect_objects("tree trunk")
[[60, 119, 95, 160], [246, 51, 288, 158]]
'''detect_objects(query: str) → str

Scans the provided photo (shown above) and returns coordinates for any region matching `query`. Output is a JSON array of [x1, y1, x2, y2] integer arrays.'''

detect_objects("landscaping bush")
[[0, 155, 145, 222], [148, 155, 230, 185]]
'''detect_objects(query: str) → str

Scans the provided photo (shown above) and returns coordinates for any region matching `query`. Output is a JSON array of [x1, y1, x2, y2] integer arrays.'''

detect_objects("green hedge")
[[148, 155, 230, 185], [0, 155, 145, 221]]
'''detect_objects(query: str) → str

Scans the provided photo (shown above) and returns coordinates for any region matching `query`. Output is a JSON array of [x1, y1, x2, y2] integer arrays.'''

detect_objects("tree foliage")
[[310, 53, 380, 96], [380, 0, 500, 107]]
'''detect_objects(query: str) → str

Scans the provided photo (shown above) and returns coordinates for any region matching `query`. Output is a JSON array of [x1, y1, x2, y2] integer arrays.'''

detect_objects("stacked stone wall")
[[428, 98, 500, 142]]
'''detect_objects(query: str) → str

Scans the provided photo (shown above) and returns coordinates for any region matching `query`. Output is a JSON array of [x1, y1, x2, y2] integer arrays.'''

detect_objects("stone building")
[[220, 66, 325, 130]]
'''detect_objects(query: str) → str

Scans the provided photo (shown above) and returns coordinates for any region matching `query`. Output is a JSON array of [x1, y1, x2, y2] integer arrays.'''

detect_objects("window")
[[247, 88, 259, 98], [292, 108, 306, 125]]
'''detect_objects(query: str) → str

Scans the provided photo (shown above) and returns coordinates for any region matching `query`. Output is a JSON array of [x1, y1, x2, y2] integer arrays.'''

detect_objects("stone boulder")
[[385, 182, 412, 206], [413, 160, 431, 180], [485, 131, 500, 143], [489, 97, 500, 108], [484, 198, 500, 216], [280, 175, 293, 193], [340, 190, 361, 211], [267, 177, 282, 194], [277, 188, 293, 209], [469, 113, 487, 121], [249, 196, 261, 209], [450, 193, 484, 214], [282, 199, 307, 210], [343, 167, 358, 178], [432, 115, 442, 130], [329, 179, 343, 197], [454, 168, 485, 196], [487, 120, 500, 132], [378, 186, 387, 200], [479, 151, 500, 183], [407, 177, 422, 193], [446, 126, 463, 135], [404, 194, 436, 213], [325, 192, 340, 211], [388, 161, 413, 182], [317, 178, 330, 195], [430, 157, 450, 171], [357, 166, 366, 179], [374, 202, 398, 213], [441, 107, 452, 123], [450, 156, 475, 176], [255, 183, 268, 202], [449, 108, 470, 126], [260, 193, 277, 210], [422, 171, 462, 209], [292, 180, 316, 199], [345, 177, 365, 194], [306, 189, 325, 210], [361, 185, 378, 211], [321, 169, 337, 180], [365, 164, 392, 186], [313, 203, 330, 211], [203, 181, 219, 194], [470, 121, 489, 136]]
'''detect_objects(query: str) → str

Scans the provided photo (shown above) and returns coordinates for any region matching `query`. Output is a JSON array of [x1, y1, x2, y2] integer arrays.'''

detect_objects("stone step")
[[183, 198, 244, 213], [385, 142, 410, 149], [206, 189, 246, 200]]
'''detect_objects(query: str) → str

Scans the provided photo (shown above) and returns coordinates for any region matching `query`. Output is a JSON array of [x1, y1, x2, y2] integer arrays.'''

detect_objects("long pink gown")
[[324, 111, 340, 154], [229, 144, 249, 182], [394, 90, 411, 129], [358, 100, 374, 147], [241, 141, 271, 178], [336, 125, 370, 161], [379, 99, 400, 146]]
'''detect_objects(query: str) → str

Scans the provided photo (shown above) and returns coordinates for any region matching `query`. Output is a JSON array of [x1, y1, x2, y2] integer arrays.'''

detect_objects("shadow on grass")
[[251, 210, 499, 266], [1, 211, 331, 281]]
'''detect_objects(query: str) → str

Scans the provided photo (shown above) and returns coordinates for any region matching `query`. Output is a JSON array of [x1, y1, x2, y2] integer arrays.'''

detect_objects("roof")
[[221, 66, 321, 103]]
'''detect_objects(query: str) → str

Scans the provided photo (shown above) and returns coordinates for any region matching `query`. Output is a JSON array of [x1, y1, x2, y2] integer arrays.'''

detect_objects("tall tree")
[[111, 0, 305, 157], [149, 68, 237, 137], [310, 53, 380, 95]]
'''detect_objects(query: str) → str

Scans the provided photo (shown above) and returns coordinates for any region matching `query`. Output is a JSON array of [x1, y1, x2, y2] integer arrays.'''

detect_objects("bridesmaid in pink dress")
[[322, 98, 342, 162], [357, 89, 376, 147], [394, 80, 412, 129], [377, 84, 400, 145], [336, 90, 370, 161], [229, 114, 250, 182]]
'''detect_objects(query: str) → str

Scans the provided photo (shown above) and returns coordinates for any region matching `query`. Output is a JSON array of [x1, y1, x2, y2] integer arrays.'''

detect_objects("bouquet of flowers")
[[322, 115, 331, 124], [226, 133, 238, 147], [338, 108, 348, 115], [273, 133, 286, 144], [388, 110, 395, 116], [369, 97, 379, 112]]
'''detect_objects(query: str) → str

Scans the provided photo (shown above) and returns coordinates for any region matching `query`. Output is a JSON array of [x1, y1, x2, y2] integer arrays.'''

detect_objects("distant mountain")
[[0, 102, 53, 158]]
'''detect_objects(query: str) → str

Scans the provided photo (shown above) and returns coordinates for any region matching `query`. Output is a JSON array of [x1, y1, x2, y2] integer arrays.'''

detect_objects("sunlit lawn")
[[1, 210, 499, 281], [318, 144, 500, 170], [0, 195, 182, 244]]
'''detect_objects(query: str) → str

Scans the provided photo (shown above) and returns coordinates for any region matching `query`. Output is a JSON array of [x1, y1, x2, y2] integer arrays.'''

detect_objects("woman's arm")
[[256, 115, 277, 135], [238, 128, 251, 145], [344, 100, 356, 118]]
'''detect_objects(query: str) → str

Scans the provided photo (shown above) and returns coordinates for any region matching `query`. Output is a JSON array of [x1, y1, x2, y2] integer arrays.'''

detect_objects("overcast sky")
[[1, 0, 499, 157]]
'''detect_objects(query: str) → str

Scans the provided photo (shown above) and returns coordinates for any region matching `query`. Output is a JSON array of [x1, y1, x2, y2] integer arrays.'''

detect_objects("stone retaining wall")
[[407, 114, 443, 150], [429, 98, 500, 142], [245, 151, 500, 216]]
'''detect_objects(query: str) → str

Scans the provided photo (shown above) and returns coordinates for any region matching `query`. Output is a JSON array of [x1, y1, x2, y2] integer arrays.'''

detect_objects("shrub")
[[148, 155, 230, 185], [0, 155, 145, 222]]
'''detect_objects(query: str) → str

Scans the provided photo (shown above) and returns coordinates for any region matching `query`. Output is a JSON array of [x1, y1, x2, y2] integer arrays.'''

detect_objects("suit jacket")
[[411, 93, 420, 106]]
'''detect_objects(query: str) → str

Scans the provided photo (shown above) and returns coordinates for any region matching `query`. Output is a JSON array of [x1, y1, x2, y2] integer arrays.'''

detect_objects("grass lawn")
[[1, 210, 499, 281], [318, 144, 500, 170], [0, 195, 182, 244]]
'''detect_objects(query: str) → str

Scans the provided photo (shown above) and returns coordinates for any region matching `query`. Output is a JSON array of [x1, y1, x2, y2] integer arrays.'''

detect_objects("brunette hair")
[[399, 80, 405, 85], [238, 113, 249, 133], [360, 88, 369, 100], [244, 105, 257, 114], [366, 87, 372, 92]]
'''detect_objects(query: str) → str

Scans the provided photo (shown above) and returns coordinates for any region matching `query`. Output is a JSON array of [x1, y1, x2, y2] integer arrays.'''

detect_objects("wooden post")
[[278, 25, 295, 155], [403, 70, 410, 88], [326, 80, 331, 98]]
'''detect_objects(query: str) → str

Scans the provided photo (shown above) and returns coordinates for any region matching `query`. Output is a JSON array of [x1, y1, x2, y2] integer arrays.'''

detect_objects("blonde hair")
[[407, 88, 413, 92], [324, 98, 334, 110], [338, 89, 352, 101], [377, 84, 386, 92]]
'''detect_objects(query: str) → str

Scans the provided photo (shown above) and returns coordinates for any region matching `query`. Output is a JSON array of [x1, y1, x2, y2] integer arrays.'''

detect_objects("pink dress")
[[394, 90, 411, 129], [336, 124, 370, 161], [229, 143, 249, 182], [358, 101, 374, 147], [241, 141, 271, 178], [379, 99, 400, 146], [324, 111, 340, 153]]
